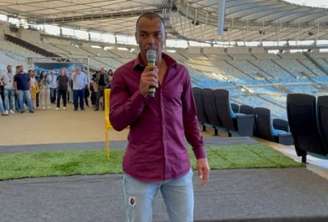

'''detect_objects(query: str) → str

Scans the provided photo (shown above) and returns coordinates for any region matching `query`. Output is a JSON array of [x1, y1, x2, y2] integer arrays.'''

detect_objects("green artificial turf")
[[0, 143, 303, 180]]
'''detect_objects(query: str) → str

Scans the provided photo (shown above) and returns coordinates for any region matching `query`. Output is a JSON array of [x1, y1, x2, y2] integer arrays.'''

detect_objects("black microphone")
[[146, 49, 157, 97]]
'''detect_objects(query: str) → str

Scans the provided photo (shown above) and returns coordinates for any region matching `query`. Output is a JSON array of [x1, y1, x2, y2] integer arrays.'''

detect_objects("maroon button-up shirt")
[[110, 53, 206, 182]]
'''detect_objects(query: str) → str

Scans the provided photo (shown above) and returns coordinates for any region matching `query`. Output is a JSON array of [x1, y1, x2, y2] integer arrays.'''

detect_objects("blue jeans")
[[0, 96, 4, 113], [4, 88, 15, 111], [123, 169, 194, 222], [50, 88, 57, 104], [73, 89, 84, 110], [17, 90, 33, 112]]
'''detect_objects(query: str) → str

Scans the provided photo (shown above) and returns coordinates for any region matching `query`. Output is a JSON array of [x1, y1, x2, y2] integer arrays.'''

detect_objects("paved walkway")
[[1, 168, 328, 222]]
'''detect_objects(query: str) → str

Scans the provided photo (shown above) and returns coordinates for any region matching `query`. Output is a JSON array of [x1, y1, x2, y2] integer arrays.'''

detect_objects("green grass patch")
[[0, 143, 303, 180], [191, 144, 303, 170]]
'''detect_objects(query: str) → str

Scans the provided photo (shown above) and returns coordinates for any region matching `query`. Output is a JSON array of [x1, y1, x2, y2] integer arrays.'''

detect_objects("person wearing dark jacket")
[[14, 65, 34, 113], [56, 68, 69, 110], [94, 67, 108, 111]]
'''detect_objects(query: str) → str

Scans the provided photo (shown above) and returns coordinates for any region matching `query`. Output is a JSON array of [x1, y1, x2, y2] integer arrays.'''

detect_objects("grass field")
[[0, 143, 303, 180]]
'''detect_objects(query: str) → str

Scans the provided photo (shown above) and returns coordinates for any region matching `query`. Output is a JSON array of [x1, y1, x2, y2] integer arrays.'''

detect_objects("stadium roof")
[[284, 0, 328, 8], [0, 0, 328, 42]]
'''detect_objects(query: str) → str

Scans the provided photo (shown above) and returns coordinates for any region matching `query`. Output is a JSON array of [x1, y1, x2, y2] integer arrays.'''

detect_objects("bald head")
[[136, 12, 165, 33]]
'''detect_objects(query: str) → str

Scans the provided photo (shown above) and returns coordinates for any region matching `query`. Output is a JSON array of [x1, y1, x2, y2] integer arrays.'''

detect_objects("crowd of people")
[[0, 65, 113, 116]]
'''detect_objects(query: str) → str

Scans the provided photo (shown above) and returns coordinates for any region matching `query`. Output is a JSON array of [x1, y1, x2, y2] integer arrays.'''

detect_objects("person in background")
[[0, 71, 4, 110], [49, 71, 57, 104], [110, 12, 209, 222], [29, 70, 39, 110], [106, 69, 113, 89], [90, 71, 98, 107], [2, 65, 15, 114], [84, 70, 90, 107], [13, 66, 20, 112], [39, 71, 51, 110], [0, 94, 6, 116], [0, 73, 7, 116], [14, 65, 34, 113], [35, 72, 41, 109], [94, 67, 108, 111], [56, 67, 69, 111], [67, 70, 73, 104], [72, 67, 88, 111]]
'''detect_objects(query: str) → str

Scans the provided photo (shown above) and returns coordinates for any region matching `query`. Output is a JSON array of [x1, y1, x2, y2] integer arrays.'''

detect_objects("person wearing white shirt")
[[0, 72, 7, 116], [39, 71, 51, 109], [49, 71, 58, 104], [2, 65, 15, 114], [72, 67, 88, 111]]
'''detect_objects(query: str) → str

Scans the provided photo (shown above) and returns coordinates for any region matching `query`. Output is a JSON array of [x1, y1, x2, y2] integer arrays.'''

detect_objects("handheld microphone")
[[146, 49, 157, 97]]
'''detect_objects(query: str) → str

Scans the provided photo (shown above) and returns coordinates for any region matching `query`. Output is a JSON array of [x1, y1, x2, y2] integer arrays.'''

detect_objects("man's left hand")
[[196, 158, 210, 185]]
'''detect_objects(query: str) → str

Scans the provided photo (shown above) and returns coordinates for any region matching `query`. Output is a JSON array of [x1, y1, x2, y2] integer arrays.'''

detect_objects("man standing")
[[72, 67, 88, 111], [110, 12, 209, 222], [83, 67, 90, 107], [56, 68, 69, 110], [49, 71, 58, 104], [14, 65, 33, 113], [2, 65, 15, 114], [0, 72, 7, 116], [94, 67, 108, 111]]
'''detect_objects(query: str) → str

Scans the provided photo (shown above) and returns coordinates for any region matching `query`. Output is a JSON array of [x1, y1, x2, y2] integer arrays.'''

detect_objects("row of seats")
[[287, 94, 328, 163], [192, 87, 294, 145], [233, 101, 293, 145]]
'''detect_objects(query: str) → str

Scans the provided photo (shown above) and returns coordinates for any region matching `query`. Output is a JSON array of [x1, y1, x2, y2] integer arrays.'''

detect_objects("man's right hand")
[[139, 66, 159, 97]]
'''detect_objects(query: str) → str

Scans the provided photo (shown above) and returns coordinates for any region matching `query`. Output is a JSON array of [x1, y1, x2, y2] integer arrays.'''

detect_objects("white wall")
[[18, 28, 41, 43]]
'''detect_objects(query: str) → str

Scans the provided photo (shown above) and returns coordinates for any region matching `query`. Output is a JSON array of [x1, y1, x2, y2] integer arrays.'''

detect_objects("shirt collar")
[[133, 52, 177, 72]]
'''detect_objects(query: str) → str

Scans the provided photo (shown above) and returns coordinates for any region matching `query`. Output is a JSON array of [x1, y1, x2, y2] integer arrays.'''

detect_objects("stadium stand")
[[2, 29, 328, 122], [1, 1, 328, 221]]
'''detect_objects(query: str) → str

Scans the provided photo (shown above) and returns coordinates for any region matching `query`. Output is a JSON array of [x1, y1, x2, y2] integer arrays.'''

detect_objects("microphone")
[[146, 49, 157, 97]]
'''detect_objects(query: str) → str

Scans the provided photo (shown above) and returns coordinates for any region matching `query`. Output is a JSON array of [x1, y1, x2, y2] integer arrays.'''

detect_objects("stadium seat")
[[214, 89, 255, 137], [192, 87, 208, 131], [317, 96, 328, 150], [202, 88, 222, 135], [272, 118, 290, 132], [231, 103, 239, 113], [254, 107, 293, 145], [239, 104, 254, 114], [272, 118, 294, 145], [287, 94, 328, 163]]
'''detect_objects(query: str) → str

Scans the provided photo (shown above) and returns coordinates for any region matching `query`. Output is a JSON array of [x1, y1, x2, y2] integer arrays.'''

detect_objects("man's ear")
[[135, 32, 139, 44], [163, 32, 167, 48]]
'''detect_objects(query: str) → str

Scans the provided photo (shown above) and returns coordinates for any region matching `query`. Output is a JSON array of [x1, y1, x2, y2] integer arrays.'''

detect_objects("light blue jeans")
[[123, 169, 194, 222], [17, 90, 33, 112], [0, 96, 4, 113], [4, 88, 15, 111]]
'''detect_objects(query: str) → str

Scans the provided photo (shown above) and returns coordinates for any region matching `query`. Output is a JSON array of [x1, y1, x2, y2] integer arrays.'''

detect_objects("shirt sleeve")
[[109, 69, 146, 131], [2, 74, 8, 85], [181, 68, 206, 159]]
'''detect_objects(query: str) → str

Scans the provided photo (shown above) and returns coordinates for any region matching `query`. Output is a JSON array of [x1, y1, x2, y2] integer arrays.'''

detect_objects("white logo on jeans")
[[128, 196, 136, 208]]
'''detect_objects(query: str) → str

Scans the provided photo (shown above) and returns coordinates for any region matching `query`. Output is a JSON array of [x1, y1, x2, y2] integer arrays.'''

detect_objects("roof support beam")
[[34, 8, 163, 24]]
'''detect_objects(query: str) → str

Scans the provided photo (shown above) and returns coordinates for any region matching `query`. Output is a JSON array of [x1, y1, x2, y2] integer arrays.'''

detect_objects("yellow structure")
[[104, 88, 111, 160]]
